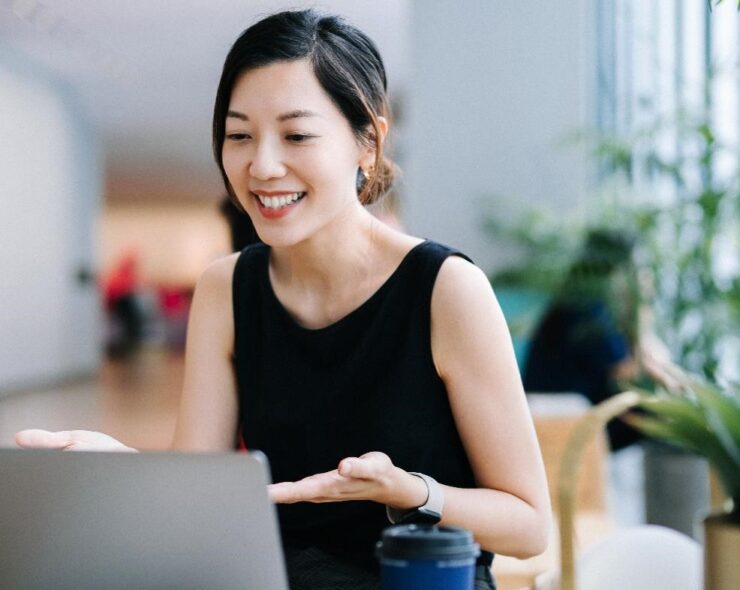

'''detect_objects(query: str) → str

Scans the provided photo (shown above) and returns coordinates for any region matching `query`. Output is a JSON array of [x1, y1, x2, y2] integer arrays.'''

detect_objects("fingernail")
[[341, 461, 353, 476]]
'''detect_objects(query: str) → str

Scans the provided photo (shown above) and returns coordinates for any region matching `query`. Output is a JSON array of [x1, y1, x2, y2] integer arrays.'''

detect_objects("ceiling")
[[0, 0, 411, 201]]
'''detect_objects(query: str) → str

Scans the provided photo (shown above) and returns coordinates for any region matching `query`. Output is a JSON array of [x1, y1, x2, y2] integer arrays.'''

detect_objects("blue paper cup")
[[376, 525, 480, 590]]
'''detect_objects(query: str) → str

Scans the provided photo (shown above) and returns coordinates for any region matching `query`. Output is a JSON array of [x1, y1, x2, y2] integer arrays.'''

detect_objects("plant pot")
[[703, 512, 740, 590], [642, 440, 710, 539]]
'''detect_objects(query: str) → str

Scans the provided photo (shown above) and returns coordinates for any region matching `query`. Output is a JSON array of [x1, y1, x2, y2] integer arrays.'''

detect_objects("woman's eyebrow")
[[226, 109, 322, 122], [277, 109, 322, 121], [227, 110, 248, 121]]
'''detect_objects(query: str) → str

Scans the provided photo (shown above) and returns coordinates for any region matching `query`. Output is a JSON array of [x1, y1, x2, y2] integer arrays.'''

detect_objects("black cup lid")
[[376, 525, 481, 561]]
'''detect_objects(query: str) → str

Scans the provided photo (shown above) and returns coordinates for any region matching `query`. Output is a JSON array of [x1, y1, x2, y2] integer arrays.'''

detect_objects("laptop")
[[0, 448, 289, 590]]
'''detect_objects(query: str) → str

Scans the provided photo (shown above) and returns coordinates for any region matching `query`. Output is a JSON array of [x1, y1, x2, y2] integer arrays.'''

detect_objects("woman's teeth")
[[256, 192, 305, 209]]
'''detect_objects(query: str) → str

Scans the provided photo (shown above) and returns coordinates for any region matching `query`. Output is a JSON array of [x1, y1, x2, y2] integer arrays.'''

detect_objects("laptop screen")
[[0, 448, 288, 590]]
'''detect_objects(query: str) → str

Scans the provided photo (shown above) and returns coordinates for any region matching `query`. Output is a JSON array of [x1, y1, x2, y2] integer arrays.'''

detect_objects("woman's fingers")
[[15, 429, 72, 449], [269, 471, 345, 503], [269, 481, 308, 504], [270, 452, 397, 504], [340, 451, 392, 479], [14, 429, 136, 452], [337, 457, 359, 477]]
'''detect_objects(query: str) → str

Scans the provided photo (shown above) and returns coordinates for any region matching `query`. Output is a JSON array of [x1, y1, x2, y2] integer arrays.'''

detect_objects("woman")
[[16, 10, 550, 589]]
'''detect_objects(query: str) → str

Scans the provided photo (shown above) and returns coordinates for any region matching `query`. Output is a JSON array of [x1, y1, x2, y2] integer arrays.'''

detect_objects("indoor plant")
[[556, 378, 739, 590], [628, 373, 739, 590]]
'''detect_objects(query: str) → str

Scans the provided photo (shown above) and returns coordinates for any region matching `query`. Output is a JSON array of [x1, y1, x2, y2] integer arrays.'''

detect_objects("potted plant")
[[626, 373, 739, 590], [555, 378, 738, 590]]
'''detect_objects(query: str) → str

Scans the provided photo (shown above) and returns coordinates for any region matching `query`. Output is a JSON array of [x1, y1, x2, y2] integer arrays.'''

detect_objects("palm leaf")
[[690, 378, 740, 465], [639, 396, 707, 429], [631, 383, 740, 505], [627, 415, 703, 454]]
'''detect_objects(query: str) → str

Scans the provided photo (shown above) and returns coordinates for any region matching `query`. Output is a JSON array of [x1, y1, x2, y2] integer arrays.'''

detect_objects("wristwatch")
[[386, 472, 444, 525]]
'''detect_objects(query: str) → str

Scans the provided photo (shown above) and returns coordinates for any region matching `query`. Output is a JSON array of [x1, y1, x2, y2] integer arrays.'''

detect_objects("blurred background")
[[0, 1, 738, 588]]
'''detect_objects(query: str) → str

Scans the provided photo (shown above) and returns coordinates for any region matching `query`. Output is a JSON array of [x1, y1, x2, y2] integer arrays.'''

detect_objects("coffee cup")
[[376, 524, 480, 589]]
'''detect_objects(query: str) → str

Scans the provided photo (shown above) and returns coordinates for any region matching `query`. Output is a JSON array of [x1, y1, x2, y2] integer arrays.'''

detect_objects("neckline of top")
[[262, 239, 430, 334]]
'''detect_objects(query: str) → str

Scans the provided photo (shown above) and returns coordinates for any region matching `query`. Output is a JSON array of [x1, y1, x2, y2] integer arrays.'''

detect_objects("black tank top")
[[232, 240, 494, 572]]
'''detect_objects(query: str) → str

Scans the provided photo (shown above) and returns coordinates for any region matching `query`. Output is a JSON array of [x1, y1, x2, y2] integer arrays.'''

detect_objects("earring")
[[356, 167, 372, 192]]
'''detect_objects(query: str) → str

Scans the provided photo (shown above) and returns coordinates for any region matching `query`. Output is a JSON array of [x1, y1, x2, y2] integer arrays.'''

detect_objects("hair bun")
[[361, 155, 397, 205]]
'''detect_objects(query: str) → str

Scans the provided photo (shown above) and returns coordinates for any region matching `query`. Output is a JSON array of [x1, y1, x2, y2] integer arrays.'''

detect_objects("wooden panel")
[[534, 415, 609, 513]]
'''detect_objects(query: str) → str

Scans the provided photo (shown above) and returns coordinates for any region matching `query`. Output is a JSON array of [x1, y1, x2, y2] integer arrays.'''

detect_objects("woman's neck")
[[268, 203, 387, 298]]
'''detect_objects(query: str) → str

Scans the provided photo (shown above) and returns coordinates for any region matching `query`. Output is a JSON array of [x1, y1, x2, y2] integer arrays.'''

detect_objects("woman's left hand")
[[268, 451, 427, 509]]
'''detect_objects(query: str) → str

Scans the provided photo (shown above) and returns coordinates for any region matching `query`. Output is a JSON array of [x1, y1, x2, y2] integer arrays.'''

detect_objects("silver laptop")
[[0, 448, 288, 590]]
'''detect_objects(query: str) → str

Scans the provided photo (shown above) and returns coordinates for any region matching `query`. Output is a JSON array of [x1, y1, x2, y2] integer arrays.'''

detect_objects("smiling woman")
[[212, 10, 395, 214], [218, 58, 379, 246], [15, 9, 551, 590]]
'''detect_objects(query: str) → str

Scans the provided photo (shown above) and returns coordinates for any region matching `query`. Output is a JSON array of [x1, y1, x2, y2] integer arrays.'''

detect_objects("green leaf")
[[628, 415, 705, 456], [691, 379, 740, 468], [640, 396, 705, 426], [632, 384, 740, 502]]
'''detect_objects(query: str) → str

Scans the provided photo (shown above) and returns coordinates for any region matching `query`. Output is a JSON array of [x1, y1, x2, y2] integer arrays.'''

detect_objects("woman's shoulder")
[[429, 249, 511, 381], [379, 230, 470, 266], [379, 228, 424, 255], [391, 235, 491, 319], [381, 232, 484, 297], [434, 252, 490, 306], [196, 252, 242, 293], [201, 244, 271, 285]]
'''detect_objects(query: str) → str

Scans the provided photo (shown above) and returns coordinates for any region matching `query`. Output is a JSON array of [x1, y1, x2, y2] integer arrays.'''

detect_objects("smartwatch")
[[386, 472, 444, 525]]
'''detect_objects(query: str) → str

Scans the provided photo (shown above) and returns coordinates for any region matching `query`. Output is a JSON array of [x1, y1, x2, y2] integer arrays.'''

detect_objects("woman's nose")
[[249, 140, 287, 180]]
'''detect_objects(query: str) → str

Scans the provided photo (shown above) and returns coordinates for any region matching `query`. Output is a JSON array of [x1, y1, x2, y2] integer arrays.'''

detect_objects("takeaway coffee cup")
[[376, 525, 480, 590]]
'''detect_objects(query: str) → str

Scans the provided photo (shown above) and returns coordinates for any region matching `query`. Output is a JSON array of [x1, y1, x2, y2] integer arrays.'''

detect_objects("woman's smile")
[[251, 190, 307, 219]]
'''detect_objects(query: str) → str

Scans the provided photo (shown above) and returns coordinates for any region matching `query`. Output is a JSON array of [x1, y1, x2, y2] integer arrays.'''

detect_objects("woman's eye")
[[226, 133, 250, 141], [286, 134, 315, 143]]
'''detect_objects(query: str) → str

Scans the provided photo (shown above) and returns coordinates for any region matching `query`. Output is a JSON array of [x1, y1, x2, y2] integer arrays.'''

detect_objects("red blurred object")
[[158, 287, 191, 318], [103, 250, 139, 310], [237, 430, 248, 452]]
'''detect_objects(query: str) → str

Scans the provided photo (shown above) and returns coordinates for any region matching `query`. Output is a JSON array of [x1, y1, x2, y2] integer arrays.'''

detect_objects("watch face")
[[399, 507, 442, 525]]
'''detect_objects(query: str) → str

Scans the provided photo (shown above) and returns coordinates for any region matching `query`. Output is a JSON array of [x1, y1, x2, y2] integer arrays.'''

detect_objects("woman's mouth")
[[252, 191, 306, 219]]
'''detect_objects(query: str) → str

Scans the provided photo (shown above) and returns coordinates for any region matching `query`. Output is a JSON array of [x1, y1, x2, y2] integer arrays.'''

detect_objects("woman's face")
[[221, 59, 372, 247]]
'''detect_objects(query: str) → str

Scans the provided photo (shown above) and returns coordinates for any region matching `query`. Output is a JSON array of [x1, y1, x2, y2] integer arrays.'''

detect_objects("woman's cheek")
[[221, 150, 235, 176]]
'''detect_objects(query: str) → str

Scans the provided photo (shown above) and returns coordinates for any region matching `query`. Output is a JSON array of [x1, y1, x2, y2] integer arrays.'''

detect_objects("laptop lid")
[[0, 448, 288, 590]]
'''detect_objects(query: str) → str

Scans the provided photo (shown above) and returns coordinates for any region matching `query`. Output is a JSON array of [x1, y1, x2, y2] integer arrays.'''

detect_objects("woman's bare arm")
[[170, 254, 240, 451], [429, 256, 552, 558]]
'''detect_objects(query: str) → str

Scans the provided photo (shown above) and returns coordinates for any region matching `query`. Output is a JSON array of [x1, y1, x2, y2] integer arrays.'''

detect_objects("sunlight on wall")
[[100, 203, 232, 288]]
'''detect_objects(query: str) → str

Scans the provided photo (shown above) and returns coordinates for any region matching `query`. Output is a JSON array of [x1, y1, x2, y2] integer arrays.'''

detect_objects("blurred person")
[[103, 249, 145, 356], [17, 10, 550, 589], [157, 285, 192, 350], [522, 229, 649, 450]]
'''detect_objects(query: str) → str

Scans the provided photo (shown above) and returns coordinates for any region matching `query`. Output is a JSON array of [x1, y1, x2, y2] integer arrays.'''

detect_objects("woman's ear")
[[374, 116, 389, 144], [359, 116, 389, 171]]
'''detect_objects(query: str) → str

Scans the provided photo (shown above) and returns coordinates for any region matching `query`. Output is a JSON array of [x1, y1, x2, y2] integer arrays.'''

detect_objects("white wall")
[[0, 50, 102, 394], [404, 0, 595, 273], [100, 203, 231, 287]]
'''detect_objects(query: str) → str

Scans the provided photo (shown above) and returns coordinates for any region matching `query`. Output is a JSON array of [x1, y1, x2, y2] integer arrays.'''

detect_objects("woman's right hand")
[[15, 429, 138, 452]]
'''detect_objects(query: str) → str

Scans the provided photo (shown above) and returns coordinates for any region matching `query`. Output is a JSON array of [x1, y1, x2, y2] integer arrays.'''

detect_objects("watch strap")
[[386, 472, 444, 524]]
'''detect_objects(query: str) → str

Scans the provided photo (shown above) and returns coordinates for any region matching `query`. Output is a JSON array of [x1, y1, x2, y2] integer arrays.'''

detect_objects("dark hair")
[[218, 195, 261, 252], [212, 9, 396, 207], [557, 228, 636, 304]]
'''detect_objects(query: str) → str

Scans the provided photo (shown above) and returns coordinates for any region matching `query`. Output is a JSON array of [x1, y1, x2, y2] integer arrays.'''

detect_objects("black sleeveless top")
[[232, 240, 494, 573]]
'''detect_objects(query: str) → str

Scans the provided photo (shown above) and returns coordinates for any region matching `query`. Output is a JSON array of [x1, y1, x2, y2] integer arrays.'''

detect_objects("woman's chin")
[[254, 227, 309, 249]]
